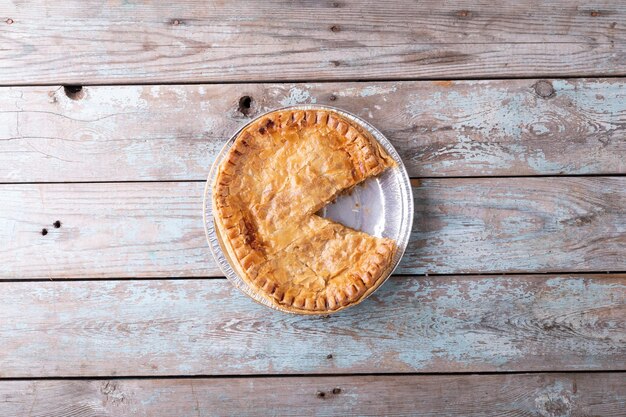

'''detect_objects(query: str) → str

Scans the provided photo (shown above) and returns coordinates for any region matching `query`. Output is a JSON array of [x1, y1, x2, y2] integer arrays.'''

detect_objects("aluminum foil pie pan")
[[203, 105, 414, 314]]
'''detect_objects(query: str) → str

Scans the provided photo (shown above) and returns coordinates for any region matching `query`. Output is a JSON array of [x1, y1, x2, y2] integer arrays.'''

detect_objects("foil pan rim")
[[203, 105, 414, 315]]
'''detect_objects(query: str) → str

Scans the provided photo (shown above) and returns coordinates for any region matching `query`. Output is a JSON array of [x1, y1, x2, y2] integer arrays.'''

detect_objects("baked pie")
[[213, 108, 397, 313]]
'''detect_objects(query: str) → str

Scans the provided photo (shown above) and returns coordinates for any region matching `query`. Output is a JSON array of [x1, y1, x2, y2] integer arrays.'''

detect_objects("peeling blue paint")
[[1, 276, 622, 376]]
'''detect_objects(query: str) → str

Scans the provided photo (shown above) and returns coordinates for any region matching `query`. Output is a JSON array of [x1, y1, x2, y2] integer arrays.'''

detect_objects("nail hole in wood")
[[329, 94, 337, 101], [41, 228, 48, 236], [590, 10, 600, 17], [330, 25, 340, 32], [170, 18, 182, 26], [326, 353, 333, 359], [5, 18, 13, 24], [53, 220, 62, 228], [64, 85, 84, 100], [238, 96, 253, 116], [332, 388, 341, 394], [316, 391, 326, 398]]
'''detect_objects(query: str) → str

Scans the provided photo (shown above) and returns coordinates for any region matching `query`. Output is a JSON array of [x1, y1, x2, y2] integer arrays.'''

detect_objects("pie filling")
[[213, 109, 397, 313]]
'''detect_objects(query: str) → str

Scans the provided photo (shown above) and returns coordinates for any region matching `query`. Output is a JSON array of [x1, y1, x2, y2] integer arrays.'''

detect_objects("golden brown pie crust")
[[213, 108, 397, 313]]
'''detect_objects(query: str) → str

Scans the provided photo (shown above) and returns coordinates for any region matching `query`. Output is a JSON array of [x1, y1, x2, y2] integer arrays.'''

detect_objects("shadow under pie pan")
[[203, 105, 414, 315]]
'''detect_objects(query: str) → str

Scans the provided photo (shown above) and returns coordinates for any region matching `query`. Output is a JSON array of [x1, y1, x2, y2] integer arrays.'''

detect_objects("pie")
[[213, 108, 397, 313]]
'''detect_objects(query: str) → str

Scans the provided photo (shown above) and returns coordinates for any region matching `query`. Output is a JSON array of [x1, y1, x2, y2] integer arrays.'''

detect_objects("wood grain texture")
[[0, 275, 624, 377], [0, 178, 624, 279], [408, 177, 626, 275], [1, 1, 624, 84], [1, 373, 624, 416], [1, 79, 624, 181]]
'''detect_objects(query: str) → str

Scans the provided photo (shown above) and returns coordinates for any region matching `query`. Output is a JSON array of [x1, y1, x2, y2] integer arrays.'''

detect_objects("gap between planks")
[[5, 73, 626, 88], [0, 370, 624, 382], [1, 271, 625, 284]]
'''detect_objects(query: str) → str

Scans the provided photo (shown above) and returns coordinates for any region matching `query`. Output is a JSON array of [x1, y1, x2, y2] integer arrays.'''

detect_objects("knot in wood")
[[534, 81, 555, 99]]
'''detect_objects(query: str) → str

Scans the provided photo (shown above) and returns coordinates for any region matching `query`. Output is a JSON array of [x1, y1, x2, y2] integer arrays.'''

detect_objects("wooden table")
[[1, 1, 625, 415]]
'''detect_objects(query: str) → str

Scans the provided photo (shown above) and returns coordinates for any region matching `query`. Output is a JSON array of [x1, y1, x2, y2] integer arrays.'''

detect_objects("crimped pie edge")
[[213, 108, 396, 313]]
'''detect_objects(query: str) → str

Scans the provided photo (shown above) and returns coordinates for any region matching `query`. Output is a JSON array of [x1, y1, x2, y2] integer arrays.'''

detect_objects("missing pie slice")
[[213, 108, 397, 313]]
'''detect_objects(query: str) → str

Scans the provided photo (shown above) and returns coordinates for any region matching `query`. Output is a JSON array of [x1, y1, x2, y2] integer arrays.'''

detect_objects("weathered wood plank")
[[1, 373, 624, 416], [0, 275, 623, 376], [0, 182, 210, 279], [0, 178, 624, 279], [408, 177, 626, 274], [1, 80, 624, 181], [1, 1, 624, 84]]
